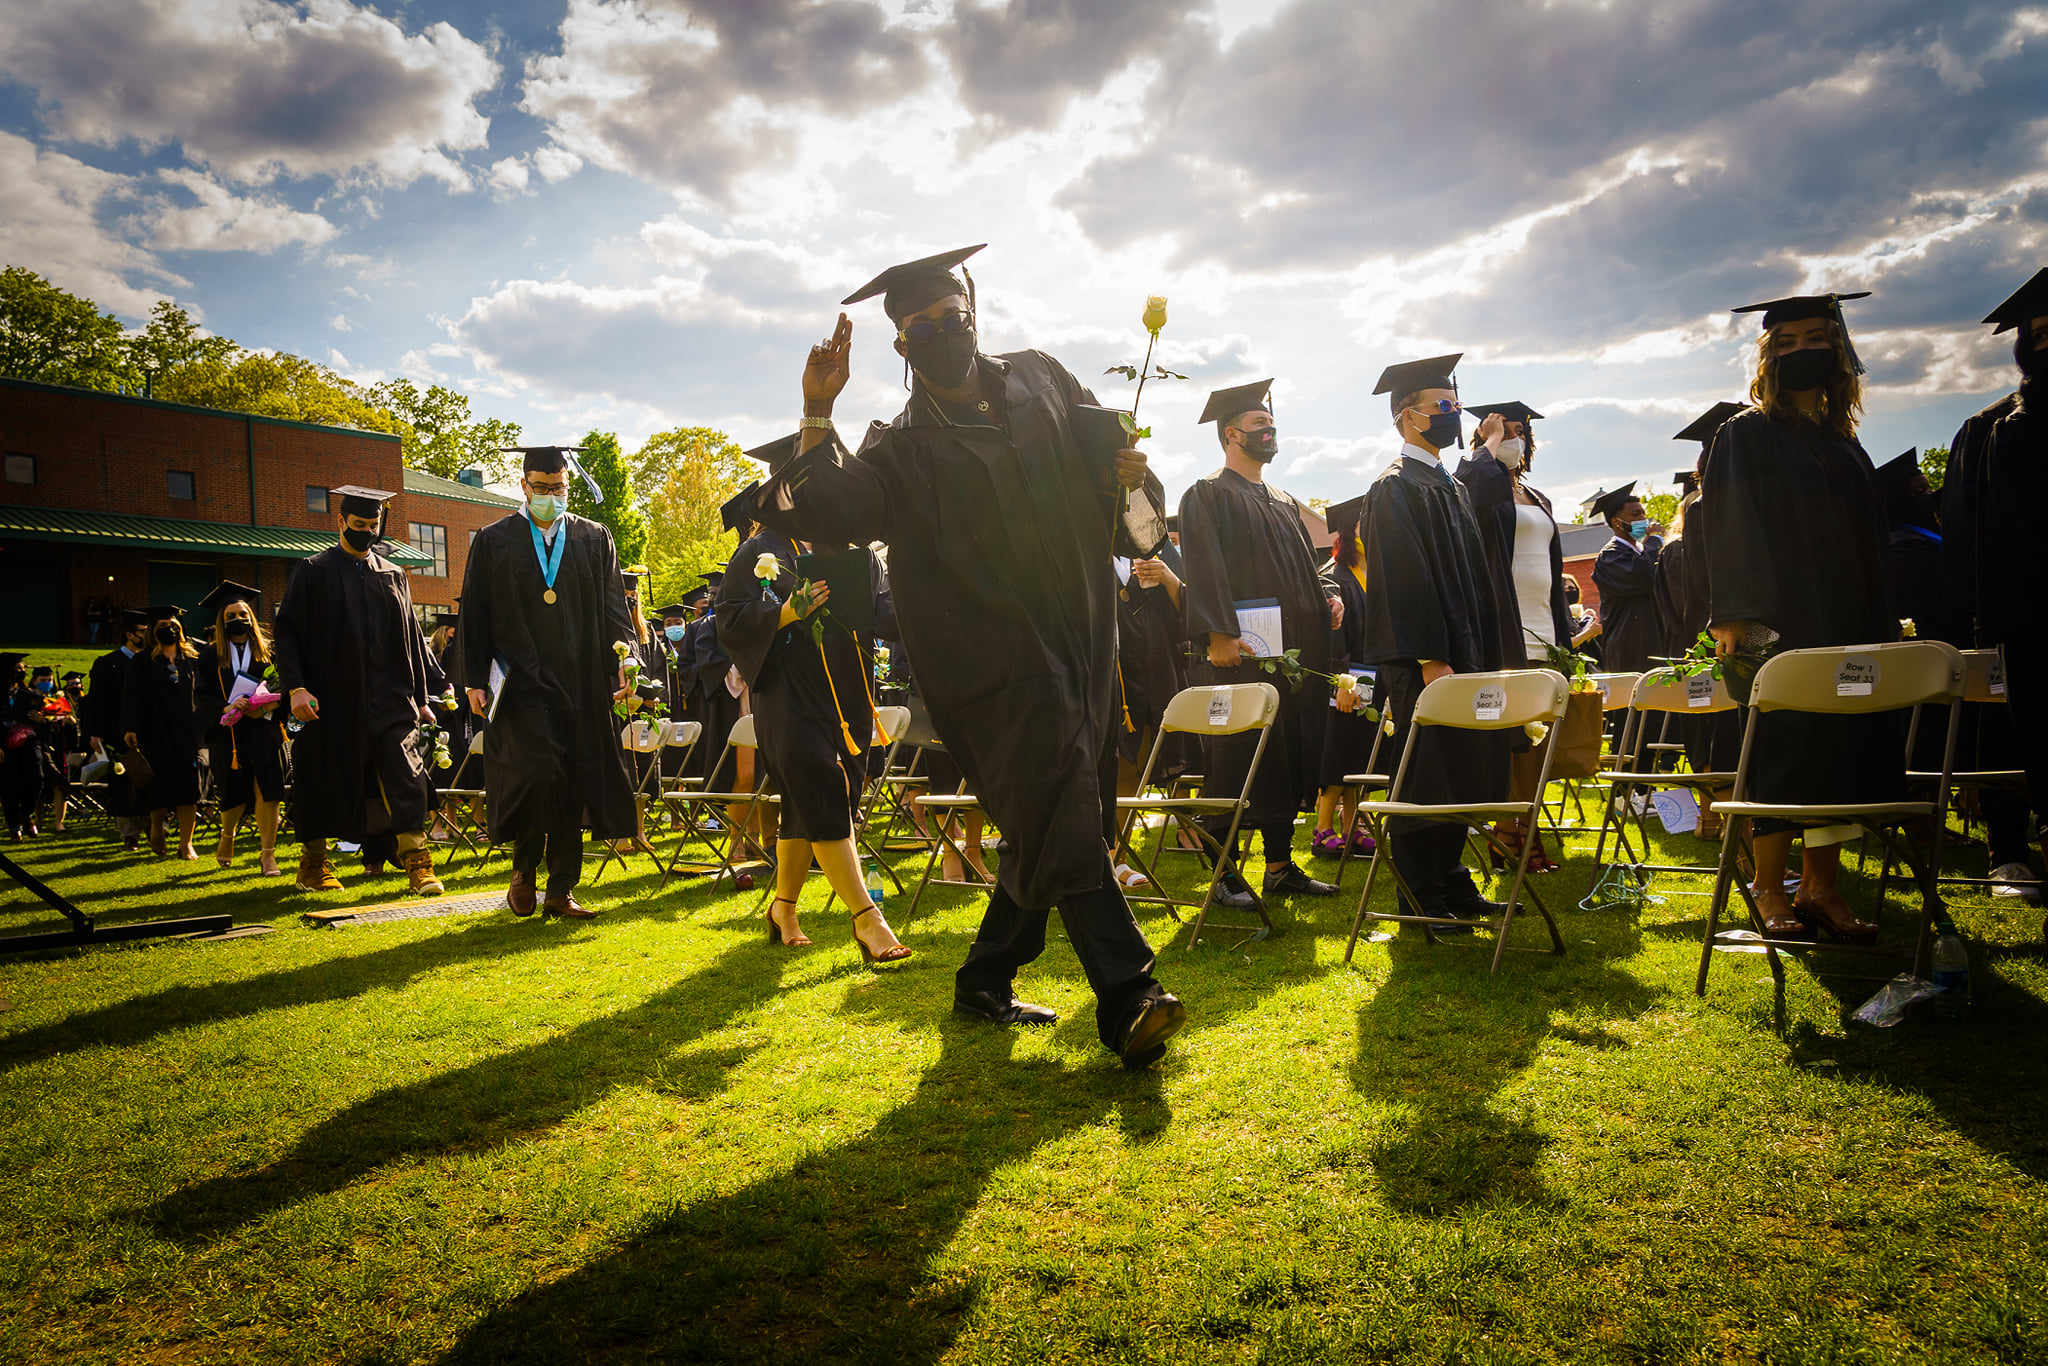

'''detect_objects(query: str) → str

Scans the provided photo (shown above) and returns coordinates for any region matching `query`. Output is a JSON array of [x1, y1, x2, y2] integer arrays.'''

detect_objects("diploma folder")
[[795, 547, 877, 636], [1234, 598, 1284, 658]]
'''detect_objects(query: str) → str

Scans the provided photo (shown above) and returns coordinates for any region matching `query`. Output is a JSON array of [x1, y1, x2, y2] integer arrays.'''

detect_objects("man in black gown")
[[85, 607, 150, 850], [273, 485, 444, 896], [461, 448, 638, 920], [1356, 355, 1508, 925], [1177, 378, 1341, 907], [741, 244, 1185, 1068], [1589, 482, 1664, 676]]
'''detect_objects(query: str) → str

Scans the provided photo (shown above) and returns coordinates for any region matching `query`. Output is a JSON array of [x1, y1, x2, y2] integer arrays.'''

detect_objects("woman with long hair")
[[194, 582, 288, 874], [1699, 292, 1896, 944], [122, 607, 203, 859]]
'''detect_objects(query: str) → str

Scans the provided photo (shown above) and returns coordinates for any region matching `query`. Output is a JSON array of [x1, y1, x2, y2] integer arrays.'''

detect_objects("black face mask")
[[2017, 332, 2047, 379], [1775, 347, 1837, 392], [225, 620, 252, 640], [1237, 426, 1278, 463], [154, 624, 180, 646], [1424, 411, 1463, 451], [1909, 492, 1941, 529], [905, 326, 977, 390], [342, 526, 377, 553]]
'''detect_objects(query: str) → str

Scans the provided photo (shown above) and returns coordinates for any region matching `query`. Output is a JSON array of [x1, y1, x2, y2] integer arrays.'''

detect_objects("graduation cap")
[[1874, 448, 1921, 494], [1982, 267, 2048, 334], [699, 571, 725, 586], [1372, 354, 1462, 416], [1674, 470, 1700, 496], [1324, 494, 1366, 538], [1165, 512, 1180, 536], [654, 601, 698, 619], [1673, 400, 1746, 446], [330, 484, 396, 519], [143, 604, 183, 622], [843, 244, 986, 322], [118, 607, 150, 630], [1732, 291, 1870, 375], [621, 563, 650, 581], [1463, 400, 1543, 425], [29, 664, 53, 676], [502, 446, 604, 504], [433, 610, 459, 629], [1198, 379, 1274, 427], [196, 580, 261, 618], [0, 653, 26, 673], [61, 670, 84, 683], [1589, 482, 1640, 523], [744, 432, 804, 474], [721, 482, 764, 535]]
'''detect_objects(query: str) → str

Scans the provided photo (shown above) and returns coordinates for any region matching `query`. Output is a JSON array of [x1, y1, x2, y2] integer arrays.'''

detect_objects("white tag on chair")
[[1989, 658, 2006, 696], [1207, 689, 1233, 727], [1473, 685, 1505, 721], [1834, 656, 1879, 697], [1686, 675, 1715, 708]]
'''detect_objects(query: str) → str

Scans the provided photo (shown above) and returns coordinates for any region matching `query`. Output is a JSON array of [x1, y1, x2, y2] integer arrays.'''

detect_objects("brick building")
[[0, 377, 516, 643]]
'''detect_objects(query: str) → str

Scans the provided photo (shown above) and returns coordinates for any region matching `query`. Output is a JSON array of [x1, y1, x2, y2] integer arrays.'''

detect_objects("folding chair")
[[1695, 641, 1964, 1007], [1333, 722, 1392, 882], [1538, 672, 1639, 837], [1890, 648, 2040, 897], [434, 731, 492, 870], [589, 719, 700, 883], [901, 763, 997, 918], [1343, 669, 1571, 973], [657, 715, 779, 891], [1114, 681, 1281, 946], [804, 706, 918, 914], [1583, 668, 1743, 907]]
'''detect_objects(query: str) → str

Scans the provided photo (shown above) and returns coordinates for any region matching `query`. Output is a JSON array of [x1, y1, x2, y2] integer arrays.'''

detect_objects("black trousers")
[[956, 851, 1165, 1050], [1378, 661, 1506, 913], [514, 825, 585, 896], [2000, 638, 2048, 836]]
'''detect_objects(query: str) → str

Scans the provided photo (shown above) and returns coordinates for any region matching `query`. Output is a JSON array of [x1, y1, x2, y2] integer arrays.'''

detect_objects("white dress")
[[1511, 502, 1557, 652]]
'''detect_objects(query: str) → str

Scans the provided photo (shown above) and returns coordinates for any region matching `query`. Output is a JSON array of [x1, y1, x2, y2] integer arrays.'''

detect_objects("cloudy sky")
[[3, 0, 2045, 513]]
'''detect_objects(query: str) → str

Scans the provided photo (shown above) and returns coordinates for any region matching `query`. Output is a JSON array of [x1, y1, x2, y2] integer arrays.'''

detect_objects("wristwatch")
[[799, 415, 833, 431]]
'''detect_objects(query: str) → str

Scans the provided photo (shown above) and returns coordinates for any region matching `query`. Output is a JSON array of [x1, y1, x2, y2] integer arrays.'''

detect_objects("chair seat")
[[663, 788, 780, 804], [1594, 769, 1737, 786], [1710, 800, 1937, 819], [1115, 796, 1243, 812], [916, 794, 982, 809], [1354, 800, 1535, 817], [1906, 769, 2025, 782], [1338, 774, 1392, 787]]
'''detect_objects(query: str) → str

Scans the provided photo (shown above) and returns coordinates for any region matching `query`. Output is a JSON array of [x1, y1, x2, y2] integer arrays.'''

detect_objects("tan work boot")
[[404, 847, 445, 897], [296, 840, 343, 892]]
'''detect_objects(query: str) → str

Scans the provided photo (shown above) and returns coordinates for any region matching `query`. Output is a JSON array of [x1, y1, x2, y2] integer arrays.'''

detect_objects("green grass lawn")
[[0, 803, 2043, 1364], [1, 645, 107, 679]]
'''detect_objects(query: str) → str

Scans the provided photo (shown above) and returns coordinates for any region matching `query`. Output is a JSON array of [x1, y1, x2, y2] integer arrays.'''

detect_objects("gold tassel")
[[1115, 660, 1136, 733], [818, 637, 863, 757]]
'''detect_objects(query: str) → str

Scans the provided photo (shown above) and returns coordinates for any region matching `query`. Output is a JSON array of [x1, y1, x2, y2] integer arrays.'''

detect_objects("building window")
[[306, 485, 329, 514], [3, 454, 32, 485], [408, 522, 448, 577], [168, 470, 195, 501]]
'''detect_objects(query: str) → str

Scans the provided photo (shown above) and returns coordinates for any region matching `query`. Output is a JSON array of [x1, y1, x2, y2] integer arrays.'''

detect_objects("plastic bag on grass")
[[1852, 974, 1941, 1027]]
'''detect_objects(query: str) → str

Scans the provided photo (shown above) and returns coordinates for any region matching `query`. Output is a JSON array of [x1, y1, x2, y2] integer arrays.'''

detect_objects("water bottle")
[[864, 860, 885, 908], [1931, 930, 1970, 1018]]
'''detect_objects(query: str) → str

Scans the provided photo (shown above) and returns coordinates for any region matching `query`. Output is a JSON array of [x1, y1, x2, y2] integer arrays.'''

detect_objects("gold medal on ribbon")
[[543, 589, 557, 605]]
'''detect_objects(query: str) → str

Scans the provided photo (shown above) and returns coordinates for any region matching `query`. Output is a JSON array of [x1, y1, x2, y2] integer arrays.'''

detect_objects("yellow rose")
[[755, 552, 781, 581], [1334, 673, 1357, 693], [1381, 717, 1396, 737], [612, 640, 632, 659], [1142, 295, 1168, 335], [1524, 720, 1549, 743], [1899, 617, 1917, 639]]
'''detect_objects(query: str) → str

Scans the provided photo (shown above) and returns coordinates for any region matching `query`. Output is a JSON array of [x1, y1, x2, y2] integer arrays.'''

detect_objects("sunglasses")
[[897, 310, 972, 346], [1415, 399, 1461, 415]]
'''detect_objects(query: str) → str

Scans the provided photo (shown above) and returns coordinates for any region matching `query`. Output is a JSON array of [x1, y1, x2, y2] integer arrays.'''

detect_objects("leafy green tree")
[[568, 429, 648, 566], [634, 427, 761, 609], [1642, 491, 1680, 528], [0, 265, 137, 391], [158, 350, 406, 438], [370, 378, 521, 483], [1920, 445, 1949, 493], [127, 300, 237, 398]]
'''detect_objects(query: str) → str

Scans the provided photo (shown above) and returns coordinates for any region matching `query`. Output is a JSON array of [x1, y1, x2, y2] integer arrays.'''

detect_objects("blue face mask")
[[1629, 519, 1649, 541], [32, 680, 54, 694], [527, 494, 564, 522], [664, 624, 687, 642]]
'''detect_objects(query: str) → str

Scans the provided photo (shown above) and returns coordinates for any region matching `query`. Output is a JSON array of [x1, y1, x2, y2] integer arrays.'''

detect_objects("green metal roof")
[[403, 468, 521, 509], [0, 504, 435, 568]]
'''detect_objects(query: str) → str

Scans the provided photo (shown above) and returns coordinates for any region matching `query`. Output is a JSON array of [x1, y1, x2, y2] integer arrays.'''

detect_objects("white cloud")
[[487, 156, 531, 198], [0, 130, 181, 316], [0, 0, 499, 189], [139, 168, 339, 252], [330, 312, 352, 332]]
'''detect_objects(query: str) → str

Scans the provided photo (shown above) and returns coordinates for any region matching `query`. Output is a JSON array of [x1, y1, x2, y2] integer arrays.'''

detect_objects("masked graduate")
[[1109, 529, 1192, 891], [1312, 495, 1377, 861], [460, 447, 639, 920], [1176, 378, 1342, 907], [1589, 482, 1664, 677], [274, 486, 446, 896], [1654, 415, 1745, 827], [1699, 291, 1896, 943], [736, 244, 1185, 1068], [193, 581, 288, 875], [1356, 354, 1509, 926], [85, 607, 150, 850]]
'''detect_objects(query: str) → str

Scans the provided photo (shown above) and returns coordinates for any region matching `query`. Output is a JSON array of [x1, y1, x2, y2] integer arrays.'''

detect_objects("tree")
[[634, 427, 762, 609], [156, 350, 408, 439], [568, 429, 648, 566], [1641, 491, 1680, 528], [369, 378, 521, 484], [127, 300, 236, 398], [0, 265, 137, 392], [1920, 445, 1949, 493]]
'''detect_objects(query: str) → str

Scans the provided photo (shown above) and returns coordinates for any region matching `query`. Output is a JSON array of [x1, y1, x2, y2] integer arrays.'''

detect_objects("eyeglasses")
[[897, 310, 972, 346], [1422, 399, 1460, 415]]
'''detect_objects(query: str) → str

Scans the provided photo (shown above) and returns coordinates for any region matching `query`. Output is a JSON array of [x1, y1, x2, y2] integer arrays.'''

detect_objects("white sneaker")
[[1990, 862, 2040, 899]]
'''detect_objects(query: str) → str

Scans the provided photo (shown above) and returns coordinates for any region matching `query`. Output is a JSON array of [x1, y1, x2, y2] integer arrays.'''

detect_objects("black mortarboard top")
[[744, 433, 803, 474], [1464, 400, 1543, 424], [1672, 400, 1746, 445], [30, 664, 52, 676], [143, 604, 183, 622], [0, 653, 26, 672], [118, 608, 150, 629], [1165, 512, 1180, 535], [1324, 495, 1366, 537], [721, 482, 763, 535], [655, 602, 696, 619], [843, 244, 986, 322], [1372, 354, 1462, 414], [62, 670, 84, 683], [330, 484, 395, 518], [621, 563, 649, 581], [1982, 267, 2048, 334], [196, 580, 261, 617], [698, 571, 725, 586], [1198, 379, 1274, 426], [1733, 291, 1870, 374], [1674, 470, 1700, 496], [1589, 482, 1640, 523], [434, 610, 458, 628], [1874, 448, 1920, 492]]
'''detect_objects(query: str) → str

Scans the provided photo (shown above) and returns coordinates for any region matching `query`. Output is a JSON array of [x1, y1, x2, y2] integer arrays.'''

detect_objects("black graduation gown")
[[85, 646, 138, 817], [1318, 561, 1380, 787], [1113, 542, 1190, 770], [716, 533, 886, 842], [1453, 453, 1571, 668], [644, 633, 694, 779], [194, 642, 287, 808], [1177, 467, 1333, 825], [459, 512, 637, 843], [1591, 535, 1663, 674], [745, 348, 1157, 909], [120, 650, 201, 809], [272, 544, 439, 841], [1, 687, 46, 826], [1648, 533, 1740, 775], [1357, 454, 1508, 808], [681, 614, 743, 791], [1699, 409, 1900, 807]]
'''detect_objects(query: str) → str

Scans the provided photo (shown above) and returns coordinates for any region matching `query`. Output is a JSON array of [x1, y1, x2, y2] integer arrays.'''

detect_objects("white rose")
[[1524, 721, 1549, 743], [754, 553, 781, 581], [1334, 673, 1357, 693], [1381, 717, 1396, 737]]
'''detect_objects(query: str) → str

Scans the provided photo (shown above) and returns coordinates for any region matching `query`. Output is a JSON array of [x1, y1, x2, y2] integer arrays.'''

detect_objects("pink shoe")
[[1311, 828, 1345, 859], [1347, 826, 1378, 856]]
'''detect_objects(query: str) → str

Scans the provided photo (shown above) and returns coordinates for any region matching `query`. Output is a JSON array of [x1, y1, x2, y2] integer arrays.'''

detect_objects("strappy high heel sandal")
[[850, 903, 912, 966], [767, 895, 811, 947], [1525, 828, 1559, 874], [1488, 821, 1525, 872]]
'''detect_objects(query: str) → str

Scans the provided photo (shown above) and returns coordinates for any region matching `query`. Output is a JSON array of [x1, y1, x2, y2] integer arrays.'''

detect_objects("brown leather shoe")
[[404, 848, 444, 898], [296, 842, 343, 893], [542, 892, 595, 920], [508, 869, 538, 917]]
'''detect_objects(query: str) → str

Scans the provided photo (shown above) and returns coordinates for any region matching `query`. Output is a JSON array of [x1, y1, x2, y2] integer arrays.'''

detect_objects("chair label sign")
[[1835, 656, 1880, 697], [1207, 689, 1233, 727], [1686, 675, 1715, 708], [1989, 657, 2005, 696], [1473, 685, 1506, 721]]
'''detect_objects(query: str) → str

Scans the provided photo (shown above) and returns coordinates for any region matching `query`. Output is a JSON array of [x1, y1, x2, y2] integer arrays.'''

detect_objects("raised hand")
[[803, 313, 853, 412]]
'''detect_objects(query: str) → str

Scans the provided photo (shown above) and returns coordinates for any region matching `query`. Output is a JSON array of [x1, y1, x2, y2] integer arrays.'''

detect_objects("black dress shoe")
[[1263, 862, 1339, 897], [1115, 992, 1186, 1069], [954, 989, 1057, 1026], [1417, 902, 1479, 935], [1208, 869, 1256, 911]]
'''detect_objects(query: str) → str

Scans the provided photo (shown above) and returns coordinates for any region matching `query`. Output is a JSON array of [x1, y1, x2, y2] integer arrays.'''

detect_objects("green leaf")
[[1103, 365, 1139, 381]]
